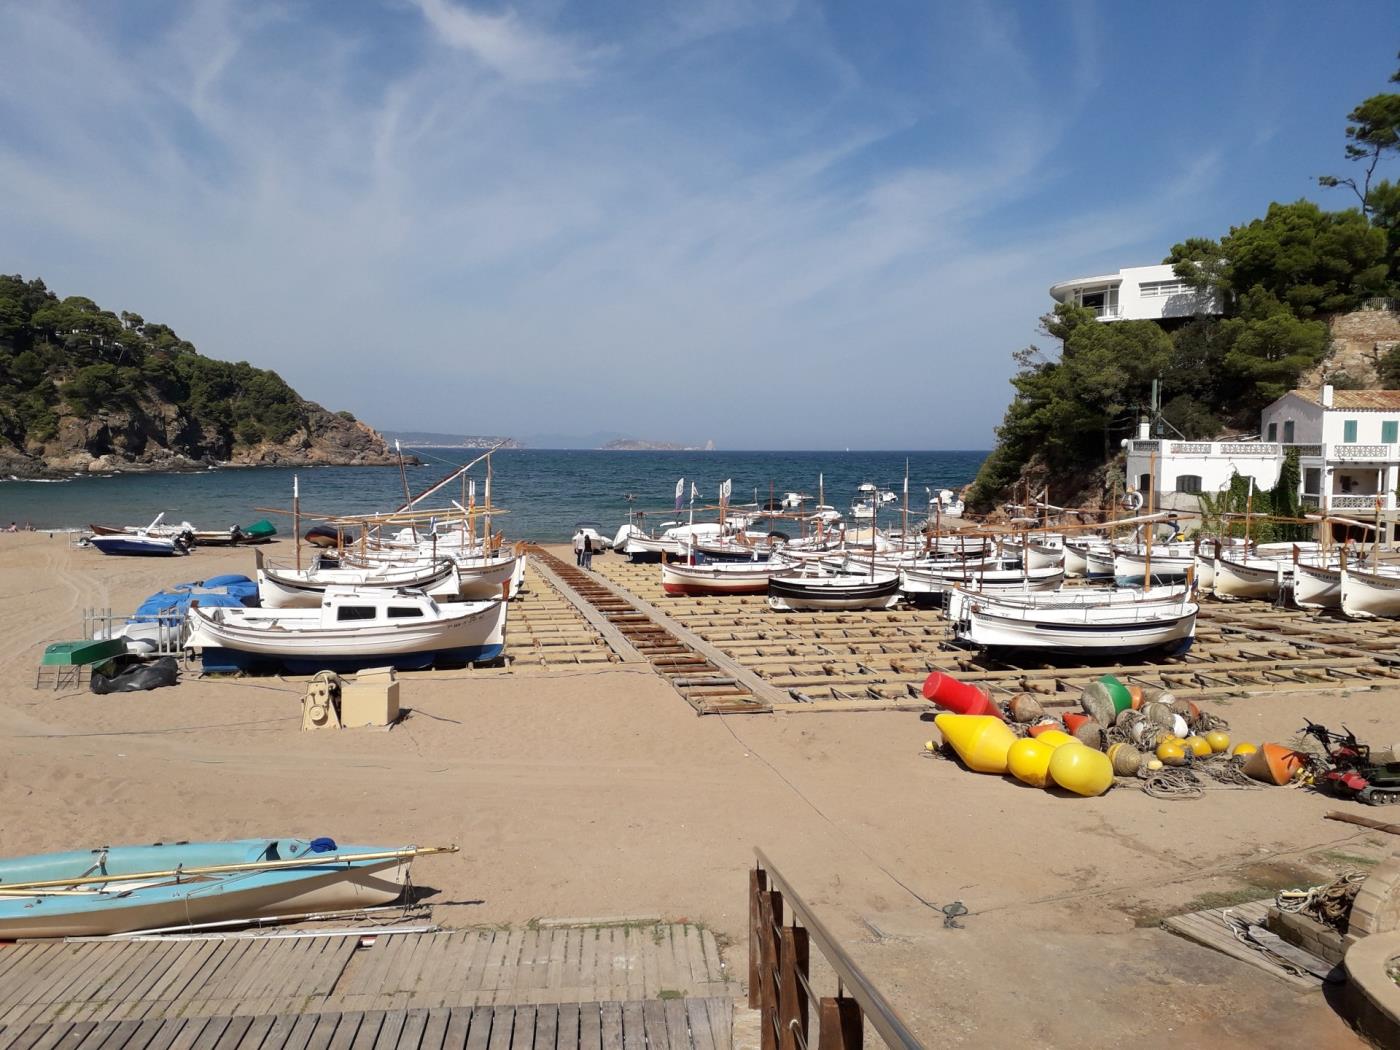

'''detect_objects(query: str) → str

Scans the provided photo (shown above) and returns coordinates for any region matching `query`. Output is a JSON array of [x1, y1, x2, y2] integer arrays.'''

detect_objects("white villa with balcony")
[[1125, 385, 1400, 525], [1049, 264, 1221, 324]]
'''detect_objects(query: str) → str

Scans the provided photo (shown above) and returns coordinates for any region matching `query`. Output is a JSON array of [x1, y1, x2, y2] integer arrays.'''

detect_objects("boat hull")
[[0, 840, 410, 939], [1293, 563, 1341, 610], [661, 563, 772, 595], [90, 535, 188, 557], [186, 599, 507, 673], [1341, 567, 1400, 619], [767, 575, 900, 611], [1213, 557, 1284, 601]]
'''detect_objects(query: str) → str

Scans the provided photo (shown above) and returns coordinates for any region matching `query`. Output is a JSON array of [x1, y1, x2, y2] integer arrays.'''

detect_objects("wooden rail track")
[[588, 556, 1400, 711]]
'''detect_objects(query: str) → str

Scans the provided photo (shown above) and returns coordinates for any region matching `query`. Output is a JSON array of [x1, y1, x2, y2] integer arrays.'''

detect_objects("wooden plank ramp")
[[1160, 897, 1323, 990], [0, 1000, 735, 1050]]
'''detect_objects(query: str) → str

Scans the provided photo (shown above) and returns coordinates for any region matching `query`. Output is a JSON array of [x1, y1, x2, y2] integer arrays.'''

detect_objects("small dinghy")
[[0, 837, 453, 939], [768, 570, 900, 611], [185, 586, 507, 673]]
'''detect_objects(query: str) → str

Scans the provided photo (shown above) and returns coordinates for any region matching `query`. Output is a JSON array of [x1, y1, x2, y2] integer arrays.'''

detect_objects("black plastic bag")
[[90, 656, 180, 694]]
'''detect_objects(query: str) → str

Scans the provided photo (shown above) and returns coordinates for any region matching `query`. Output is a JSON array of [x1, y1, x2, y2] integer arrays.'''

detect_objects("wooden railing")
[[750, 849, 923, 1050]]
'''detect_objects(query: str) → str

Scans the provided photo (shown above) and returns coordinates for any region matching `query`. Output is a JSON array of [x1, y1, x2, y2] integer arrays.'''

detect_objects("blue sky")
[[1, 1, 1398, 449]]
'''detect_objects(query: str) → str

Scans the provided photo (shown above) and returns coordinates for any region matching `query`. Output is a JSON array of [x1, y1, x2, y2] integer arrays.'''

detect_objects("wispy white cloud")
[[410, 0, 592, 82], [0, 0, 1247, 447]]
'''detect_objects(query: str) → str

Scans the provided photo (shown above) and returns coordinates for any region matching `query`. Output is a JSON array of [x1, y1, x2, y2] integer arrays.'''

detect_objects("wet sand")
[[0, 533, 1383, 1047]]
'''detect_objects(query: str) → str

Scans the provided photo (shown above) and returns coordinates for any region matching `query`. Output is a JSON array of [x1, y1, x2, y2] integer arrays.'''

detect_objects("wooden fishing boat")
[[1293, 560, 1342, 610], [1112, 545, 1195, 586], [899, 563, 1062, 603], [0, 837, 446, 939], [348, 550, 522, 600], [1063, 540, 1091, 578], [946, 585, 1197, 655], [1084, 546, 1117, 579], [767, 571, 900, 612], [1000, 539, 1065, 570], [185, 586, 507, 673], [1212, 554, 1286, 601], [1341, 565, 1400, 619], [661, 560, 789, 596], [255, 551, 462, 609]]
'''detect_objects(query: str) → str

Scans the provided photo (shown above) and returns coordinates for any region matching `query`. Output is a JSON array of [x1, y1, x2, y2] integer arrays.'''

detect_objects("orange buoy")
[[922, 672, 1003, 719], [1007, 737, 1055, 788], [934, 713, 1017, 774], [1063, 712, 1093, 734], [1242, 743, 1307, 786], [1126, 684, 1143, 709], [1047, 743, 1114, 797]]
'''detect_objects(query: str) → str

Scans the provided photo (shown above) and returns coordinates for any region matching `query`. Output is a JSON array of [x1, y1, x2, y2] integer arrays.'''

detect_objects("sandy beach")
[[0, 532, 1388, 1047]]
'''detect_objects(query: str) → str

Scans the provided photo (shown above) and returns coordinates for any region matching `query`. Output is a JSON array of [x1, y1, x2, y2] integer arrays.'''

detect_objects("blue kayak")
[[0, 837, 428, 939]]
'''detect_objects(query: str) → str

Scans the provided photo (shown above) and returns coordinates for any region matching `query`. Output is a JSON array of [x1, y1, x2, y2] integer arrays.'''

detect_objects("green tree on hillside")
[[1318, 54, 1400, 217]]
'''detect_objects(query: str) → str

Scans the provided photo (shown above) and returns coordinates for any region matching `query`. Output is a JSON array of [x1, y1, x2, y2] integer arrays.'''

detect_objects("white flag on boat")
[[468, 479, 476, 507], [720, 478, 732, 502], [690, 481, 698, 501], [675, 477, 684, 511]]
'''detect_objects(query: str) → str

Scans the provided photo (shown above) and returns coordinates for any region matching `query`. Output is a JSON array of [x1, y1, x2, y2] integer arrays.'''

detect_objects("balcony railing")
[[1327, 494, 1395, 511], [1126, 440, 1394, 462]]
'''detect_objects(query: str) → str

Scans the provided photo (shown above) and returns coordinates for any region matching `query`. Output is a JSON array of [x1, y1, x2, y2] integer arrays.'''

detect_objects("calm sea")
[[0, 449, 987, 542]]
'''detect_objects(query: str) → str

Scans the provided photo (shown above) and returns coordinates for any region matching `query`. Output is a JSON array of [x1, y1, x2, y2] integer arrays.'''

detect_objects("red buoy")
[[921, 672, 1003, 720]]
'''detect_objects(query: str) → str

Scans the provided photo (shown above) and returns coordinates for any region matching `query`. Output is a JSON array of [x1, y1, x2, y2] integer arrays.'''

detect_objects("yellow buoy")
[[1007, 737, 1055, 788], [1205, 730, 1231, 753], [934, 713, 1018, 774], [1032, 728, 1082, 750], [1145, 758, 1164, 771], [1047, 742, 1114, 797], [1156, 740, 1187, 766], [1185, 736, 1212, 758], [1232, 742, 1258, 758], [924, 740, 936, 753]]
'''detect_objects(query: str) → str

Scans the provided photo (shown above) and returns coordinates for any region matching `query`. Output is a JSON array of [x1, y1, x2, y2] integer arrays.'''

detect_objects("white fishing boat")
[[1112, 544, 1196, 586], [1293, 560, 1342, 610], [1341, 564, 1400, 619], [900, 563, 1063, 602], [767, 570, 901, 611], [255, 551, 461, 609], [185, 586, 507, 673], [1001, 539, 1066, 570], [661, 559, 793, 596], [850, 483, 898, 521], [348, 549, 522, 600], [946, 585, 1197, 655], [1084, 546, 1117, 579], [87, 513, 193, 557], [1063, 540, 1091, 577], [1212, 553, 1287, 601]]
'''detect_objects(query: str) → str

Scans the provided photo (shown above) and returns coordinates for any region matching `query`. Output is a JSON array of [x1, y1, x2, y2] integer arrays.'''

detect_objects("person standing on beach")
[[572, 529, 584, 566], [582, 531, 594, 570]]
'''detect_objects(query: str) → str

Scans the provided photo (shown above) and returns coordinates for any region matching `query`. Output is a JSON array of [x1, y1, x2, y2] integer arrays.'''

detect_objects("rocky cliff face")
[[0, 397, 403, 478], [1299, 305, 1400, 388]]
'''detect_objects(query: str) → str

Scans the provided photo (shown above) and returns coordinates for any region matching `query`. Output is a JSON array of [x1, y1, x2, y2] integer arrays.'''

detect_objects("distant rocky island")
[[383, 431, 522, 449], [0, 274, 405, 478], [601, 438, 716, 451]]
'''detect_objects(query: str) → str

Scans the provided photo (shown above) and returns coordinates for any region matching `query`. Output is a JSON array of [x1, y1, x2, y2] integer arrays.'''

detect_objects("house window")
[[1283, 420, 1295, 443], [1384, 421, 1398, 445], [1267, 422, 1277, 442], [1304, 468, 1321, 496], [1344, 420, 1358, 443], [336, 606, 376, 621], [1138, 474, 1152, 494], [1176, 475, 1202, 494]]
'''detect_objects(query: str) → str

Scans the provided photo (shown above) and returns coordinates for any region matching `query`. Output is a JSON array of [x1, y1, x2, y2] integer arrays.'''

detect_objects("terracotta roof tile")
[[1289, 389, 1400, 410]]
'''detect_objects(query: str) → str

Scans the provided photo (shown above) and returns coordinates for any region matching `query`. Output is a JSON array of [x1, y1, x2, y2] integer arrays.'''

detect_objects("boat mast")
[[902, 458, 909, 548], [293, 475, 301, 573], [395, 441, 417, 542], [1144, 450, 1155, 591]]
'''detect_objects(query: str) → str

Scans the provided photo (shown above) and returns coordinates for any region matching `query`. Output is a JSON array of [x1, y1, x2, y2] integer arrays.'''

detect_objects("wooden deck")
[[0, 997, 735, 1050], [0, 925, 735, 1048], [1161, 897, 1321, 990]]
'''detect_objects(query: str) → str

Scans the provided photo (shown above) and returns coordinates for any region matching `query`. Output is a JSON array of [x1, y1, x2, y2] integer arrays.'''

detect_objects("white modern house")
[[1049, 264, 1221, 324], [1125, 384, 1400, 521]]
